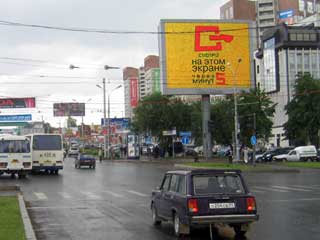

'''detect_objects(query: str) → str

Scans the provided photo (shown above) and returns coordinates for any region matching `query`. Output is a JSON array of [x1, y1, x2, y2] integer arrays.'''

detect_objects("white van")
[[274, 145, 318, 162]]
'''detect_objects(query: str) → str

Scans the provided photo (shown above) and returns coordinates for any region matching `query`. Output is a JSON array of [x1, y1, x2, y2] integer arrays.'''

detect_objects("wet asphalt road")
[[1, 158, 320, 240]]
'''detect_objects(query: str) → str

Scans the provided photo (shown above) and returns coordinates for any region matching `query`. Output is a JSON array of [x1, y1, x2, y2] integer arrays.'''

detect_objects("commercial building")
[[256, 23, 320, 147], [220, 0, 256, 21]]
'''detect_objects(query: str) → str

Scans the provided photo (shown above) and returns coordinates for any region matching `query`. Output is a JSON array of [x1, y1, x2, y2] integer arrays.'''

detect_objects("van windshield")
[[193, 174, 245, 195]]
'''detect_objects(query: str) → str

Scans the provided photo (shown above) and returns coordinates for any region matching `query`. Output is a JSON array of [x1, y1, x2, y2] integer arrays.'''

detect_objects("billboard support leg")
[[202, 95, 212, 160]]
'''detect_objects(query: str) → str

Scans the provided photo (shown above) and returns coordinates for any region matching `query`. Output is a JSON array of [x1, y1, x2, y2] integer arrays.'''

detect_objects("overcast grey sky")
[[0, 0, 226, 127]]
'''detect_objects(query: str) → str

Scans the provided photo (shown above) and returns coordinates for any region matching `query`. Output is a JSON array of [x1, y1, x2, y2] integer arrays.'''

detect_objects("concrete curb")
[[18, 194, 37, 240], [0, 185, 20, 191], [173, 164, 301, 173]]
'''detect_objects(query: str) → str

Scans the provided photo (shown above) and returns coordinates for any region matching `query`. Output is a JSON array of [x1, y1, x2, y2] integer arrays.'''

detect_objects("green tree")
[[237, 88, 276, 146], [284, 74, 320, 146]]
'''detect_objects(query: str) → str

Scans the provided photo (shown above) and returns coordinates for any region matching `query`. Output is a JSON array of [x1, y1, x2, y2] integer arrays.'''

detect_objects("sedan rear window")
[[193, 174, 245, 195]]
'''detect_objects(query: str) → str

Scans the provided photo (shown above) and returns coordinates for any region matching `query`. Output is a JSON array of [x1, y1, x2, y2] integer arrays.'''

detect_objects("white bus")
[[26, 134, 64, 174], [0, 135, 32, 178]]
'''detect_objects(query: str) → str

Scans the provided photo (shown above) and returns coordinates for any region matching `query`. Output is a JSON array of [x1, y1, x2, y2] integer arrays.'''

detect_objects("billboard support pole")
[[202, 95, 212, 160]]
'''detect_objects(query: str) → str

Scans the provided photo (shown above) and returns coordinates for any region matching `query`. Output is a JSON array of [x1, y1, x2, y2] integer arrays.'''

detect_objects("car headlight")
[[266, 154, 271, 157]]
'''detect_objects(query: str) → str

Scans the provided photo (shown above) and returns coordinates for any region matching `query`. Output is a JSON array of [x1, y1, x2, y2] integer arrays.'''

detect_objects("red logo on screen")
[[0, 99, 14, 107], [195, 26, 234, 51]]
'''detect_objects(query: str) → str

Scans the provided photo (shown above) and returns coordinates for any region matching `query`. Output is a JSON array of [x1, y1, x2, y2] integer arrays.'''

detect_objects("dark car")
[[261, 147, 294, 162], [75, 154, 96, 169], [151, 169, 258, 237]]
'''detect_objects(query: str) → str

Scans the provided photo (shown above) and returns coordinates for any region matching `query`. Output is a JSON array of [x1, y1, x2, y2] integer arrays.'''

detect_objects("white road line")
[[292, 185, 320, 190], [126, 190, 148, 197], [80, 191, 102, 200], [58, 192, 72, 199], [34, 192, 48, 200], [102, 190, 124, 198], [271, 185, 311, 192], [270, 198, 320, 203], [252, 186, 289, 193]]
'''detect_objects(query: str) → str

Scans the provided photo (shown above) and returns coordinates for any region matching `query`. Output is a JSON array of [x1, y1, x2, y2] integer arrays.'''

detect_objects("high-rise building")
[[220, 0, 320, 38], [123, 67, 139, 119], [143, 55, 160, 98], [220, 0, 256, 21]]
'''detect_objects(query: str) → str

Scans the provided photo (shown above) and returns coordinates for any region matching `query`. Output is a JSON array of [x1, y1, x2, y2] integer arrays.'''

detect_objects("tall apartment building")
[[220, 0, 320, 38], [220, 0, 256, 20], [123, 55, 160, 119], [123, 67, 139, 119]]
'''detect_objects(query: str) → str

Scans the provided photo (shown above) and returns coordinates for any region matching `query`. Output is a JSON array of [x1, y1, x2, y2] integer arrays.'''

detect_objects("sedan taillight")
[[188, 199, 199, 213], [246, 197, 256, 211]]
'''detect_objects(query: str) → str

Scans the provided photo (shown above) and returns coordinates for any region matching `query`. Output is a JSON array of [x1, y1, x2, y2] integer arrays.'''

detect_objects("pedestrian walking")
[[98, 148, 103, 163]]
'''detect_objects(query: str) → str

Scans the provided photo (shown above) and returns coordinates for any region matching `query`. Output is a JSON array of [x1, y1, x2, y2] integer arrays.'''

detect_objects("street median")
[[174, 162, 301, 173]]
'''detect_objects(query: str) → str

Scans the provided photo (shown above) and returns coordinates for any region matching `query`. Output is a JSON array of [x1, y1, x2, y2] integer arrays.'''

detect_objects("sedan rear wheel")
[[151, 204, 161, 226]]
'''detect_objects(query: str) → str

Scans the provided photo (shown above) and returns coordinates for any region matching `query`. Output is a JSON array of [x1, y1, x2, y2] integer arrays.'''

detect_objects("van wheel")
[[282, 158, 287, 162]]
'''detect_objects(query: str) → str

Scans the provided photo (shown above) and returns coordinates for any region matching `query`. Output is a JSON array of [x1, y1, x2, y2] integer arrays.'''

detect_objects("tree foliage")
[[284, 74, 320, 146]]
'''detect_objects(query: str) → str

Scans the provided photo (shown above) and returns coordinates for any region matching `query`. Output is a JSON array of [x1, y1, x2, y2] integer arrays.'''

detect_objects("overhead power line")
[[0, 19, 319, 35]]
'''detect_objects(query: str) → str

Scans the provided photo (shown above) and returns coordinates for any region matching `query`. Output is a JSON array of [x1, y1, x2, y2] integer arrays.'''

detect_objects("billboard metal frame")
[[159, 19, 257, 95]]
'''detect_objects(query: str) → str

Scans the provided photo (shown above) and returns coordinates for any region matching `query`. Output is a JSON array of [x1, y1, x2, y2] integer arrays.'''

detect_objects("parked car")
[[261, 147, 294, 162], [75, 154, 96, 169], [273, 145, 318, 162], [68, 146, 80, 157], [151, 169, 259, 237]]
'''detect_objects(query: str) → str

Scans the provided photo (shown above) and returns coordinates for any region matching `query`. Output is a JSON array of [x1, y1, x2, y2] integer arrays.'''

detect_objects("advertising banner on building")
[[278, 9, 294, 24], [152, 68, 161, 93], [159, 20, 255, 95], [0, 114, 32, 122], [101, 118, 130, 132], [0, 98, 36, 109], [53, 103, 85, 117], [130, 78, 138, 107]]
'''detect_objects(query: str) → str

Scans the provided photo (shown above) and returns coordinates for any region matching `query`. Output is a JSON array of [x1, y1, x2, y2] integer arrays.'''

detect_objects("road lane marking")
[[292, 185, 320, 190], [126, 190, 148, 197], [252, 186, 288, 193], [80, 191, 102, 200], [270, 198, 320, 203], [34, 192, 48, 200], [58, 192, 72, 199], [271, 185, 311, 192], [102, 190, 124, 198]]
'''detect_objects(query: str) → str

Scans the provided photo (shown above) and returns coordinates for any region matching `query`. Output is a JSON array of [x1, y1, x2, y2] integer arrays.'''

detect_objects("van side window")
[[290, 151, 296, 155]]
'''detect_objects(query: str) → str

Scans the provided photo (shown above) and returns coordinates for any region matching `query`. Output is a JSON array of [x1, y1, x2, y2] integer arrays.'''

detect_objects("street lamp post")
[[228, 58, 242, 162], [97, 82, 121, 159]]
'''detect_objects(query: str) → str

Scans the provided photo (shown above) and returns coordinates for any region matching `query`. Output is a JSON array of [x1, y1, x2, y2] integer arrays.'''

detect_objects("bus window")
[[33, 135, 62, 150], [0, 140, 30, 153]]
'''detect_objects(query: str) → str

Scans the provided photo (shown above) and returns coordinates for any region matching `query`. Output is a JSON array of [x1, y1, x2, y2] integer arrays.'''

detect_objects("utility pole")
[[103, 78, 107, 159]]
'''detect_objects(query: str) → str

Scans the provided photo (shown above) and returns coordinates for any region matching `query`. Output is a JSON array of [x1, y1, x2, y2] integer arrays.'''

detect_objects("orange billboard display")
[[159, 20, 256, 95]]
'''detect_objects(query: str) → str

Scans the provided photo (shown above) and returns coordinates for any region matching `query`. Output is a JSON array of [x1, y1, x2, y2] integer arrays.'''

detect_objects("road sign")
[[0, 114, 32, 122], [163, 129, 177, 136], [179, 131, 191, 137], [182, 136, 190, 144], [250, 135, 257, 146]]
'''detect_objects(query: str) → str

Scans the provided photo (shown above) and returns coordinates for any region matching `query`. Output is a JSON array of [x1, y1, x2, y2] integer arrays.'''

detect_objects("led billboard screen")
[[53, 103, 85, 117], [159, 20, 256, 95], [0, 98, 36, 109]]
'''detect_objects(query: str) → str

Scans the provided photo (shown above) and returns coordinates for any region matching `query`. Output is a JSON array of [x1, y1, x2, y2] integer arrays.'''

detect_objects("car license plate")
[[209, 202, 235, 209]]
